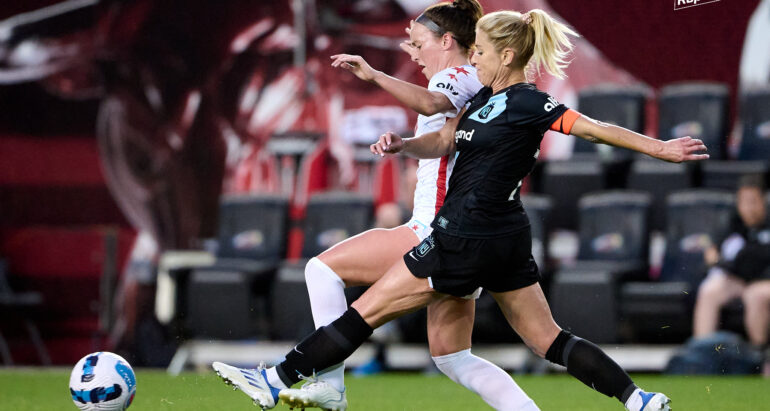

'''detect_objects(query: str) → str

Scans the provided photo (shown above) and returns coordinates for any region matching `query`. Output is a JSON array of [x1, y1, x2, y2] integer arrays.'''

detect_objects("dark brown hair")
[[422, 0, 483, 52]]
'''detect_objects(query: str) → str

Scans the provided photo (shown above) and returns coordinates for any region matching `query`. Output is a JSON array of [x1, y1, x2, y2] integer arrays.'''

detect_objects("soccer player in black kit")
[[213, 9, 709, 411]]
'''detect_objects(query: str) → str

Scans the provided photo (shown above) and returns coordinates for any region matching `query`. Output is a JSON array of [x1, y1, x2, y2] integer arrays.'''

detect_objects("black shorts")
[[403, 227, 540, 298]]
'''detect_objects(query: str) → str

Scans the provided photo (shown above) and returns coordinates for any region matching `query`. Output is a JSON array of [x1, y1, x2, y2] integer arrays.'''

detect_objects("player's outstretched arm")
[[570, 114, 710, 163], [371, 111, 460, 159], [330, 54, 454, 116]]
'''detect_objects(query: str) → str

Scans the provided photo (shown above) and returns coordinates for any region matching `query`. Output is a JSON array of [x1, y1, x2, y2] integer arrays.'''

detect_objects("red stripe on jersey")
[[435, 155, 449, 215]]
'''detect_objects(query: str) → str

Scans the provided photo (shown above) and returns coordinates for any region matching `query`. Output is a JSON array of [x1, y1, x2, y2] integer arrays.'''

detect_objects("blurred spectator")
[[739, 0, 770, 90], [693, 174, 770, 372], [374, 202, 405, 229]]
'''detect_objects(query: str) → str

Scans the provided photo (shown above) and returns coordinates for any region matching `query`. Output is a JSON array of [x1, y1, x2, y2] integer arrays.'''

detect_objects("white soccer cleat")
[[638, 392, 671, 411], [212, 361, 280, 410], [279, 375, 347, 411]]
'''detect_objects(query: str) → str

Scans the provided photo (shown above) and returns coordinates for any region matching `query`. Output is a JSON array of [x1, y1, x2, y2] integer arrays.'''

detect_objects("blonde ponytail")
[[527, 9, 578, 79], [477, 9, 579, 79]]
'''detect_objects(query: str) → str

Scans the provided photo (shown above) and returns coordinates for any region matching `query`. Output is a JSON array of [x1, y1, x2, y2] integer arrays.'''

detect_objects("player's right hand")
[[330, 54, 378, 82], [370, 131, 403, 157]]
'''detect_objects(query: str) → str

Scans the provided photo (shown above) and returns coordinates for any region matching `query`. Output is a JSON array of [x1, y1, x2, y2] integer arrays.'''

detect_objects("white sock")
[[265, 367, 288, 389], [433, 349, 539, 411], [624, 388, 644, 411], [304, 257, 348, 392]]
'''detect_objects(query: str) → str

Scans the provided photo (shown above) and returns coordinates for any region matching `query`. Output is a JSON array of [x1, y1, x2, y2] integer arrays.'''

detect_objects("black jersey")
[[432, 83, 568, 238]]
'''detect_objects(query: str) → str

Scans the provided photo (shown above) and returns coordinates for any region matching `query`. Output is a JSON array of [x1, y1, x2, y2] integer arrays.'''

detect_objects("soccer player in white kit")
[[277, 1, 537, 410]]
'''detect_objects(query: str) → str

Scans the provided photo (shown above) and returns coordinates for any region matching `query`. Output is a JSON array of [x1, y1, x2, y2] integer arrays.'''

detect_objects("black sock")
[[277, 308, 373, 387], [545, 330, 636, 402]]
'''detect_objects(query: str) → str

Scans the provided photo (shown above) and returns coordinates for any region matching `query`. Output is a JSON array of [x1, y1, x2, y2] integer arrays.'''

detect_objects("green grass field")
[[1, 369, 767, 410]]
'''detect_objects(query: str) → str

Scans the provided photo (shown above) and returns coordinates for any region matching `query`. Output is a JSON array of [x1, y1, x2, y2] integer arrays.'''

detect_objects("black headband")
[[414, 13, 470, 49]]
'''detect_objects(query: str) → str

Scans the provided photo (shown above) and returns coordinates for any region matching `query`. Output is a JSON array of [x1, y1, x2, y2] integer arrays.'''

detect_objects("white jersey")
[[407, 65, 483, 239]]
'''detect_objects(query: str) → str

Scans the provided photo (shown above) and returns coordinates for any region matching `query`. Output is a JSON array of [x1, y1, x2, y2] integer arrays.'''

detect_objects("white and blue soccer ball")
[[69, 352, 136, 410]]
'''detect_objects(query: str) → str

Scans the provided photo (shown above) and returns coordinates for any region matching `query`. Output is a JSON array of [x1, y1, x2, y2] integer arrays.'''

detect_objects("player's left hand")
[[657, 136, 709, 163], [399, 21, 419, 62], [399, 40, 419, 62]]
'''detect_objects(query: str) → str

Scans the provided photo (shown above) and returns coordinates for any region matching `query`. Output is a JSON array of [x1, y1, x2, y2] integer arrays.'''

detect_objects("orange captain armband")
[[549, 109, 581, 135]]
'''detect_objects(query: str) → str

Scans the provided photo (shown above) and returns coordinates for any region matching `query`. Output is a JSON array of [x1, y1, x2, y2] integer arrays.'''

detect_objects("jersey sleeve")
[[509, 88, 570, 134], [428, 66, 483, 113]]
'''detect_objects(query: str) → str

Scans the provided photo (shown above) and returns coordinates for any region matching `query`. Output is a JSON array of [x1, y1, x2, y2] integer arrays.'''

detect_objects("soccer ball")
[[69, 352, 136, 410]]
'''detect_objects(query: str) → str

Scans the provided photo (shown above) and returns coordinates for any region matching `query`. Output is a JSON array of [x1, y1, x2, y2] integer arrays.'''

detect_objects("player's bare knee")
[[427, 334, 469, 357], [698, 277, 721, 297], [316, 251, 341, 274], [428, 342, 454, 357], [742, 286, 763, 307]]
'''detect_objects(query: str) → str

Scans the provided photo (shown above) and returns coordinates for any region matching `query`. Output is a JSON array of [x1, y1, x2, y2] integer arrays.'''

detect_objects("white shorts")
[[404, 215, 482, 300], [404, 216, 434, 242]]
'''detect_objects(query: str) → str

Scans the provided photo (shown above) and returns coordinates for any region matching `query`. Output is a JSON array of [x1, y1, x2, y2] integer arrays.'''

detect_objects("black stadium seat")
[[269, 260, 315, 341], [659, 190, 734, 285], [184, 194, 290, 339], [302, 191, 374, 258], [576, 190, 652, 264], [658, 83, 729, 160], [216, 194, 291, 261], [738, 87, 770, 161], [550, 190, 651, 343], [626, 159, 692, 231], [539, 160, 605, 230], [620, 189, 735, 343], [574, 85, 647, 161], [700, 161, 768, 191]]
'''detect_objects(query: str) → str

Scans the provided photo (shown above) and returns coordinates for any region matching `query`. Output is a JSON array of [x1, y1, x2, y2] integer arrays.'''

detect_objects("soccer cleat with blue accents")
[[279, 373, 348, 411], [212, 361, 281, 410], [637, 391, 671, 411]]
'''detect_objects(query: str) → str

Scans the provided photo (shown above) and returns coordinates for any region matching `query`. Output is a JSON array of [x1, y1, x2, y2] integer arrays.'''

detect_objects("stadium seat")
[[301, 191, 374, 258], [215, 194, 290, 261], [626, 159, 692, 231], [269, 260, 315, 341], [551, 268, 620, 343], [737, 87, 770, 161], [539, 160, 605, 230], [550, 190, 652, 343], [659, 190, 734, 284], [573, 85, 647, 162], [700, 160, 768, 191], [658, 82, 729, 160], [575, 190, 652, 264], [619, 189, 735, 343], [618, 281, 694, 343], [179, 194, 290, 339]]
